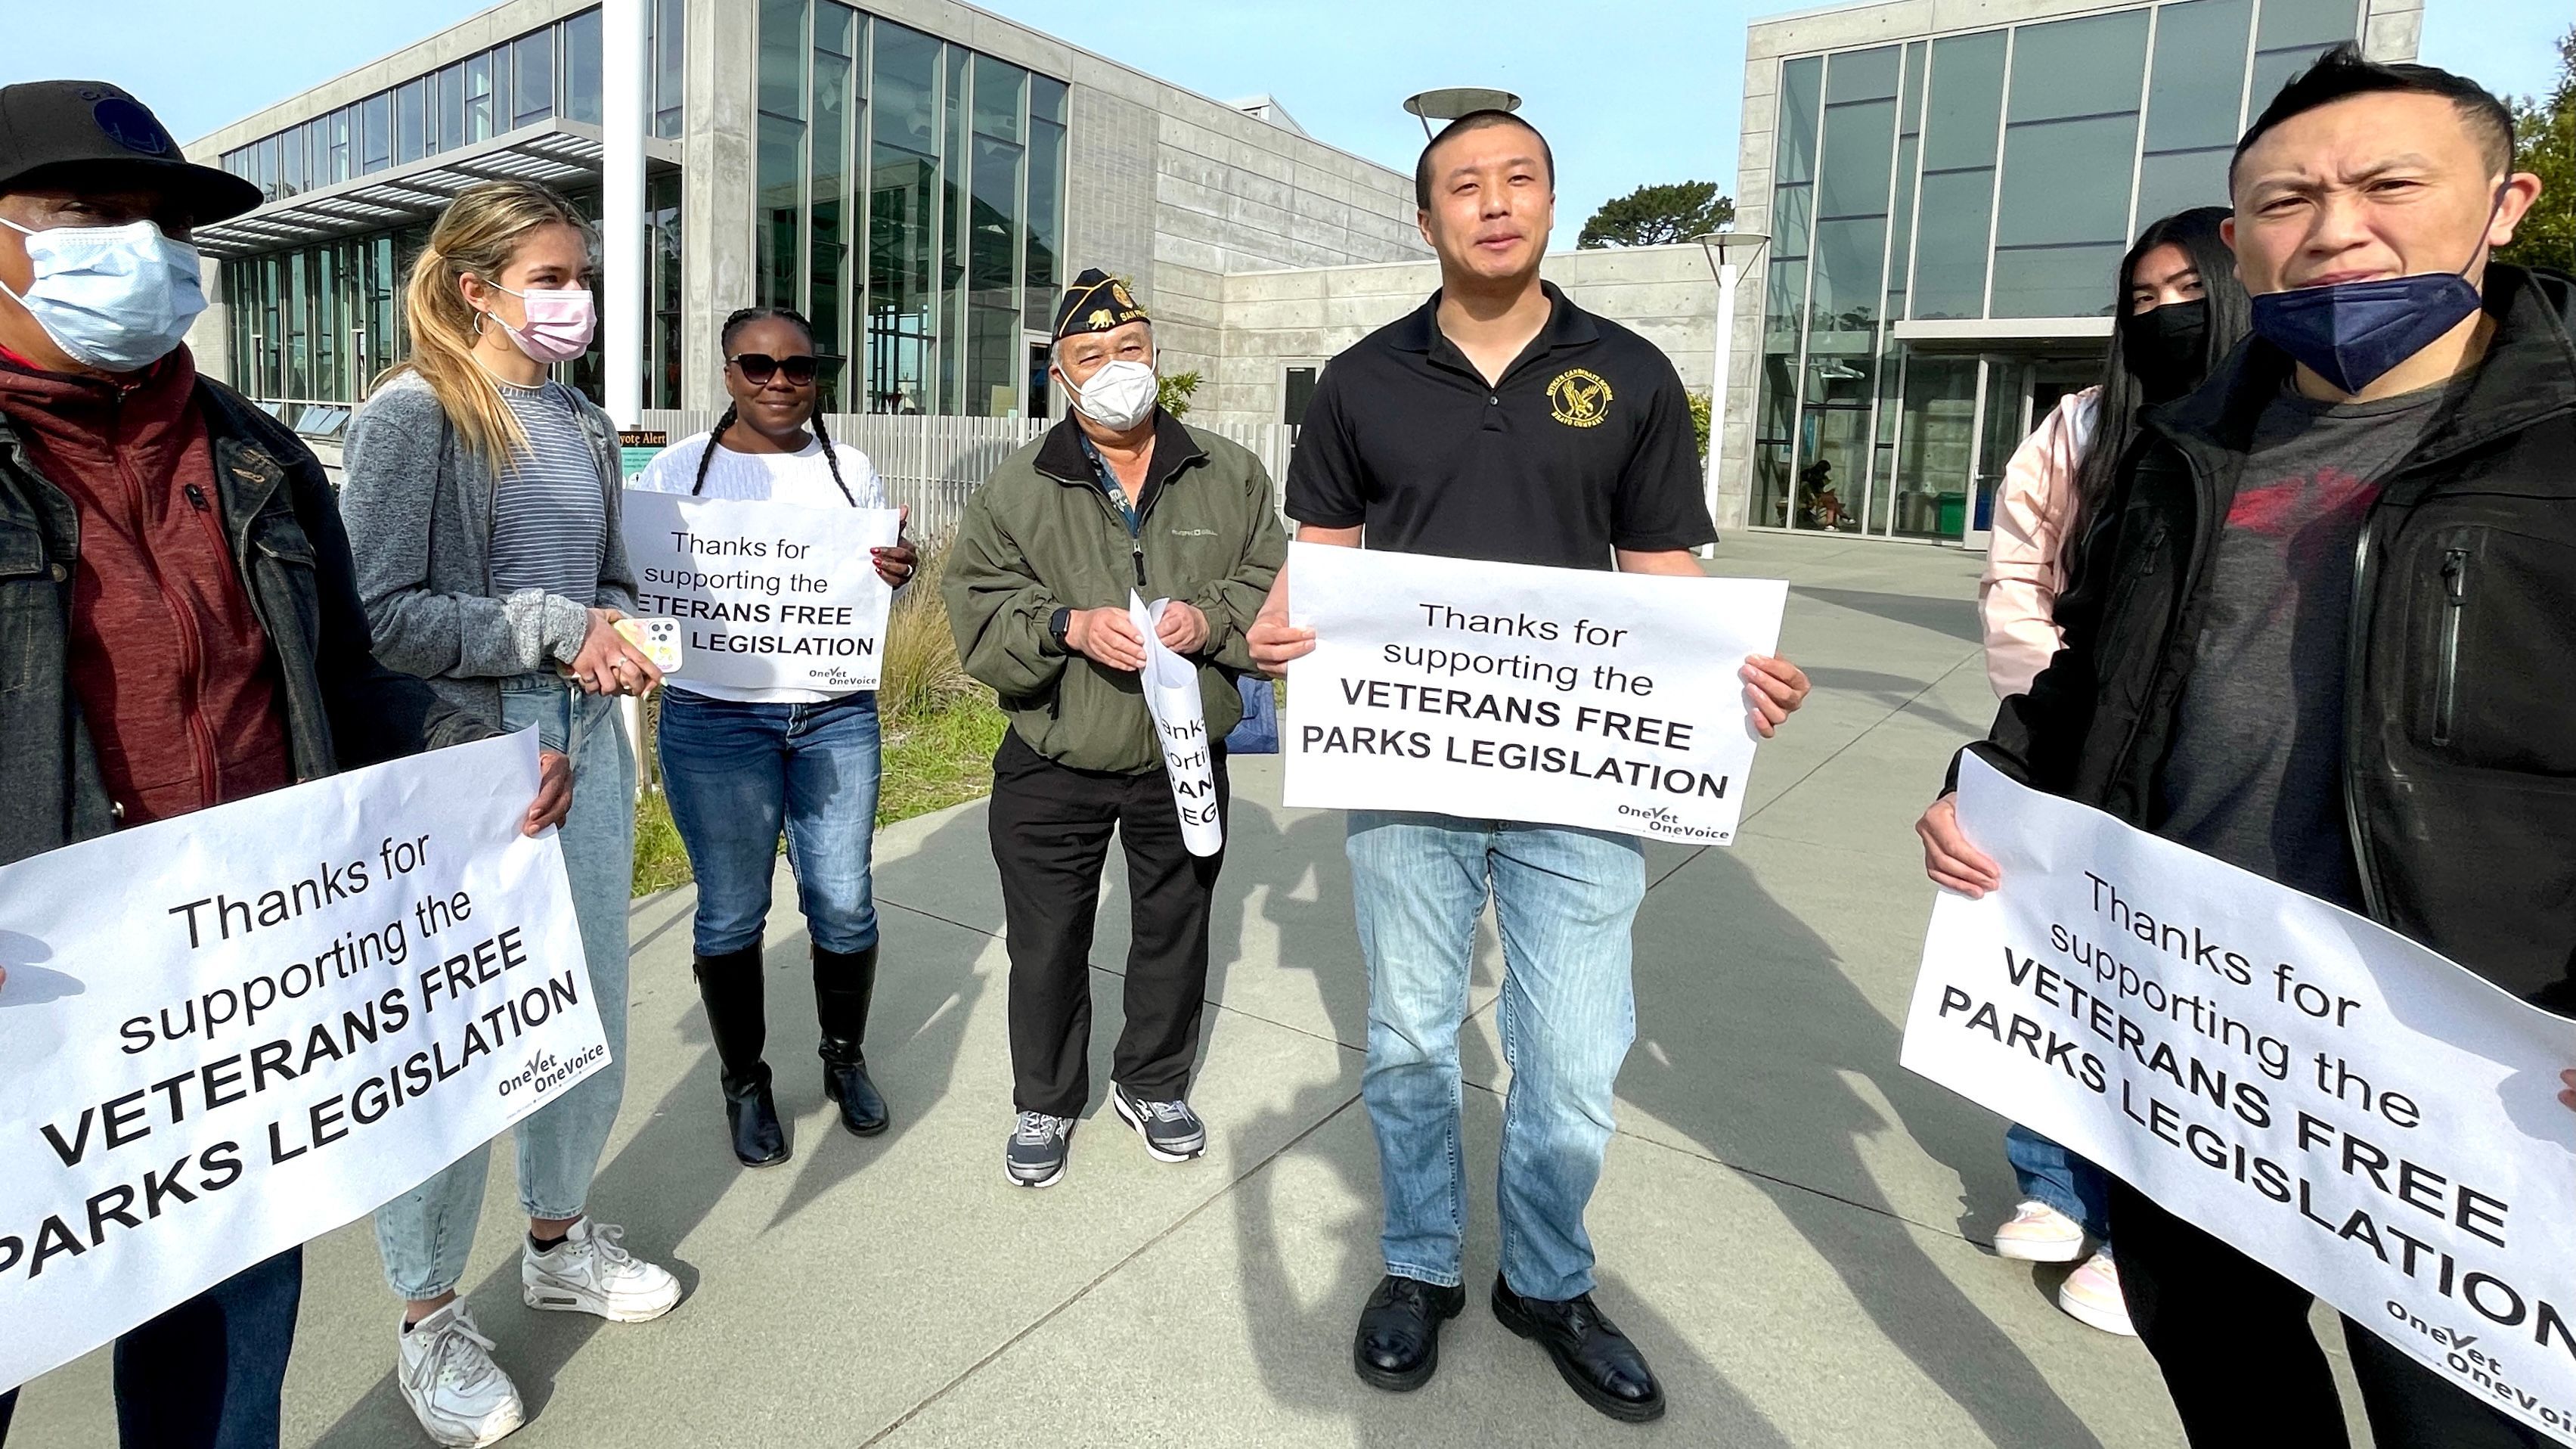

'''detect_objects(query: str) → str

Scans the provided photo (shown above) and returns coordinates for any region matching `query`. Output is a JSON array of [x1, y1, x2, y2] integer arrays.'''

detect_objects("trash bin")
[[1936, 492, 1968, 537]]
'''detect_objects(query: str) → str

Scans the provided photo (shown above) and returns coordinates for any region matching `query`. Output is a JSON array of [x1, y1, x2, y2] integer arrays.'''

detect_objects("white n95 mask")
[[1071, 358, 1158, 430], [0, 217, 208, 374]]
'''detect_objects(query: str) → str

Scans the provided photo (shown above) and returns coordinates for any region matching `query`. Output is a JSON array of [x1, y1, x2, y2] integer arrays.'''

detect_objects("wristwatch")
[[1048, 607, 1074, 653]]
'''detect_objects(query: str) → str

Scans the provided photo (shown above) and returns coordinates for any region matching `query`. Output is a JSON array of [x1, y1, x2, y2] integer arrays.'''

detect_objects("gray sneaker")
[[1111, 1084, 1207, 1162], [1006, 1110, 1075, 1188]]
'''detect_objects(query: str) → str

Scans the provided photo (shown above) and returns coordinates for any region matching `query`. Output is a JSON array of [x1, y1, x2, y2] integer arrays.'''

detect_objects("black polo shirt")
[[1285, 281, 1716, 569]]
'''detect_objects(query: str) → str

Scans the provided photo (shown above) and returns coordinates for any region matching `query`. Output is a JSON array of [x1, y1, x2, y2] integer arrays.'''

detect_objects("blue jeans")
[[0, 1249, 301, 1449], [2007, 1123, 2113, 1245], [1347, 810, 1645, 1302], [374, 680, 635, 1300], [654, 687, 882, 956]]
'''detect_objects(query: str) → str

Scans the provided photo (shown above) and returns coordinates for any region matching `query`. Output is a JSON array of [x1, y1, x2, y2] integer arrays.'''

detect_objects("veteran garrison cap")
[[0, 81, 262, 224], [1052, 268, 1150, 340]]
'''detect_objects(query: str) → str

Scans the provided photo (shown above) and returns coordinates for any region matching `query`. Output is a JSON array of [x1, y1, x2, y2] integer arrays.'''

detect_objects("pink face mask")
[[480, 281, 596, 364]]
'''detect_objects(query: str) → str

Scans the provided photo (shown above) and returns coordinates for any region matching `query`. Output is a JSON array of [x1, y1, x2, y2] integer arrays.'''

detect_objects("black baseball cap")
[[0, 81, 262, 224]]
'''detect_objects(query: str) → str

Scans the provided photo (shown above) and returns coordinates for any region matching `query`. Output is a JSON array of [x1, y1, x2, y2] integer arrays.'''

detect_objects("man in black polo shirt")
[[1248, 110, 1809, 1422]]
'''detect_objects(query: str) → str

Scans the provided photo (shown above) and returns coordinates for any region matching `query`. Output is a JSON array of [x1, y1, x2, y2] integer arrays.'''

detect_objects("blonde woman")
[[339, 178, 677, 1448]]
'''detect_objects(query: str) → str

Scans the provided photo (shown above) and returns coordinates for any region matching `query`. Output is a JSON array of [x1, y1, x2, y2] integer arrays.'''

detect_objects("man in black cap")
[[944, 270, 1285, 1189], [0, 82, 553, 1446]]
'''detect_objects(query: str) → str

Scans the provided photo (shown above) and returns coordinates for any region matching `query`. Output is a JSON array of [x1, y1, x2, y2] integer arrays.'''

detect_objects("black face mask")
[[2119, 298, 2209, 402]]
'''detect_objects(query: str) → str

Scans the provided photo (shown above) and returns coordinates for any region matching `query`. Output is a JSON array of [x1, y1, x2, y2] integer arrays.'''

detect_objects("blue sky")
[[8, 0, 2565, 233]]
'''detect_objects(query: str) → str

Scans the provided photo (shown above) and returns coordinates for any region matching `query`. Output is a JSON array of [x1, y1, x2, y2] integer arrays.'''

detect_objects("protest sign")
[[1279, 541, 1786, 844], [1903, 754, 2576, 1444], [623, 489, 901, 691], [0, 731, 606, 1393], [1128, 591, 1223, 857]]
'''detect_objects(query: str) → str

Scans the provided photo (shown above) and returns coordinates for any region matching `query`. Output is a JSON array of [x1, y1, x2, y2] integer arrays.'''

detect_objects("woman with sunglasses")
[[633, 306, 917, 1168]]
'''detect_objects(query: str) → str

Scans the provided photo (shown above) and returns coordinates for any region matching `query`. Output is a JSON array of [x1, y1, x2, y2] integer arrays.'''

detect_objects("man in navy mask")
[[0, 81, 557, 1447], [1916, 44, 2561, 1448]]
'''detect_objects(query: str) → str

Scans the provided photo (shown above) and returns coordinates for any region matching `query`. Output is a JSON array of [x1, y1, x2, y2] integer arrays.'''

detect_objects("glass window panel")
[[817, 2, 853, 56], [1998, 113, 2141, 247], [363, 95, 392, 172], [2007, 11, 2150, 124], [654, 0, 688, 138], [1989, 241, 2125, 318], [466, 52, 494, 144], [1771, 182, 1812, 260], [315, 244, 341, 400], [969, 305, 1018, 415], [1891, 355, 1978, 538], [1774, 56, 1823, 185], [872, 21, 940, 154], [1762, 256, 1808, 355], [2134, 145, 2233, 227], [1825, 45, 1900, 104], [1886, 132, 1919, 298], [1809, 216, 1887, 334], [759, 0, 807, 119], [563, 10, 603, 126], [1911, 169, 1995, 318], [757, 113, 804, 310], [515, 32, 554, 127], [330, 110, 352, 185], [973, 55, 1022, 144], [1901, 41, 1928, 135], [1816, 98, 1897, 219], [970, 134, 1021, 298], [1025, 117, 1064, 330], [2258, 0, 2358, 48], [279, 126, 304, 196], [811, 36, 851, 387], [942, 44, 969, 414], [395, 82, 424, 164], [436, 62, 466, 152], [1920, 31, 2006, 172], [2144, 0, 2253, 151], [1031, 74, 1068, 126], [1793, 385, 1871, 532]]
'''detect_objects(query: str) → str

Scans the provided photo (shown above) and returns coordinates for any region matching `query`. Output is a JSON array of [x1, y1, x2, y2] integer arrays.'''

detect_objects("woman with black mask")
[[1975, 205, 2249, 1336]]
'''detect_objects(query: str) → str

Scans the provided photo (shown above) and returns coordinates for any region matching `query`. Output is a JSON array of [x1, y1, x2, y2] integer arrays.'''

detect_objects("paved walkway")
[[19, 532, 2359, 1447]]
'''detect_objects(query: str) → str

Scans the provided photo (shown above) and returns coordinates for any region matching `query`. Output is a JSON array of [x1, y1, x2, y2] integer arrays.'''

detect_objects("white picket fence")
[[637, 411, 1299, 541]]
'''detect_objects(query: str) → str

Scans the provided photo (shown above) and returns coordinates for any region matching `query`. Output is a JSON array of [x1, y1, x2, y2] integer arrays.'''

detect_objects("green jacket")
[[945, 411, 1288, 774]]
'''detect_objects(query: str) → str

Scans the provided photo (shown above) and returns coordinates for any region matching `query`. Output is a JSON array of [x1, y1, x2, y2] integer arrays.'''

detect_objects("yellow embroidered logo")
[[1111, 281, 1136, 309], [1546, 368, 1613, 428], [1087, 307, 1117, 329]]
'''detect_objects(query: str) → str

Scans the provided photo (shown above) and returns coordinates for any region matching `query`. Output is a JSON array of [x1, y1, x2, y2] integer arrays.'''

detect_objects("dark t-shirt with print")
[[2154, 380, 2461, 906]]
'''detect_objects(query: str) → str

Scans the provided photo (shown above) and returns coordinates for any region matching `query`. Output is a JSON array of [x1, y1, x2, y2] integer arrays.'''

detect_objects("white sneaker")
[[395, 1302, 524, 1447], [2057, 1248, 2137, 1336], [521, 1218, 681, 1323], [1992, 1201, 2088, 1263]]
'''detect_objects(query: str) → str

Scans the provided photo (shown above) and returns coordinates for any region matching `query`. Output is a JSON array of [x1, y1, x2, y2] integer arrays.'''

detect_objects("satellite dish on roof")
[[1403, 88, 1524, 137]]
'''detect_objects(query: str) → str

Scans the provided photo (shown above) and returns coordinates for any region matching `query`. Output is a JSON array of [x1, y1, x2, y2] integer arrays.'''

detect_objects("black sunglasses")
[[729, 352, 838, 386]]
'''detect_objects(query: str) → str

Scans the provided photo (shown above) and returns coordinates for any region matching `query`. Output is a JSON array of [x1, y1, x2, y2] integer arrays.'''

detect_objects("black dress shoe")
[[721, 1075, 789, 1168], [1490, 1275, 1665, 1422], [1352, 1274, 1466, 1392]]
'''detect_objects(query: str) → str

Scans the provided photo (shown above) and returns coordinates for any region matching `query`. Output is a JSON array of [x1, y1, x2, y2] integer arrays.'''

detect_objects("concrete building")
[[1718, 0, 2421, 543], [183, 0, 1429, 420]]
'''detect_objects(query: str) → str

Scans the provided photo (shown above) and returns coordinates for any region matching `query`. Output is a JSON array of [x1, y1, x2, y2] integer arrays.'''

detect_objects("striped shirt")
[[488, 379, 609, 603]]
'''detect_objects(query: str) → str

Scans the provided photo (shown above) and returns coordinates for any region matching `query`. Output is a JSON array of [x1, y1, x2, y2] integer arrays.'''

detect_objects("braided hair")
[[693, 305, 854, 506]]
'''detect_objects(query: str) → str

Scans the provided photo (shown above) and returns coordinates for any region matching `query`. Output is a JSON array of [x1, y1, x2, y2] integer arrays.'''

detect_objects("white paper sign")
[[1904, 755, 2576, 1444], [1128, 591, 1223, 857], [0, 732, 607, 1393], [623, 489, 901, 691], [1280, 542, 1787, 844]]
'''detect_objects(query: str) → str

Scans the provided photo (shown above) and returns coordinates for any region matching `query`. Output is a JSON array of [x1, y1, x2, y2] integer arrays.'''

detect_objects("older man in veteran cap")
[[945, 270, 1286, 1190]]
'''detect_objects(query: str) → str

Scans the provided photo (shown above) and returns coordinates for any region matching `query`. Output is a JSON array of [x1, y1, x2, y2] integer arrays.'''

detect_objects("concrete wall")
[[1204, 243, 1724, 439]]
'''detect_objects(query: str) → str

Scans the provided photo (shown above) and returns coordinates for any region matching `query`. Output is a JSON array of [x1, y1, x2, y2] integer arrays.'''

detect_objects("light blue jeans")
[[654, 687, 881, 957], [1347, 810, 1645, 1302], [2007, 1123, 2113, 1246], [374, 678, 635, 1300]]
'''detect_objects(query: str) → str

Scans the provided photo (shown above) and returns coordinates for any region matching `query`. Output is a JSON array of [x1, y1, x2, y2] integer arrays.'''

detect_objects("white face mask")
[[1068, 358, 1158, 430], [0, 217, 206, 374]]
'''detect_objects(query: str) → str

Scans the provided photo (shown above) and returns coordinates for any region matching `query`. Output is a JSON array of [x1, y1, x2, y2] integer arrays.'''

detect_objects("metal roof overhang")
[[192, 121, 681, 260]]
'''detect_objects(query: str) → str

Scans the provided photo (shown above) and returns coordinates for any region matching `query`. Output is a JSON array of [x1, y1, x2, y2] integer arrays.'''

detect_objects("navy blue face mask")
[[2249, 190, 2506, 395]]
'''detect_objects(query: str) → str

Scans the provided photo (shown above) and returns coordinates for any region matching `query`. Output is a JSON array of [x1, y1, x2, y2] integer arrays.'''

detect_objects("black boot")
[[814, 944, 888, 1136], [693, 943, 788, 1167]]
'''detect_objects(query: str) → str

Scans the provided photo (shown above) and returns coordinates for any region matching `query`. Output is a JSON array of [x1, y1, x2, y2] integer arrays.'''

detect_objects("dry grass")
[[630, 538, 1006, 897]]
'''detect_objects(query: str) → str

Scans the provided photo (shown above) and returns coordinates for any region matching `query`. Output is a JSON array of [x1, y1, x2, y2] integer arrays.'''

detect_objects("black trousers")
[[2113, 1179, 2546, 1448], [988, 729, 1229, 1117]]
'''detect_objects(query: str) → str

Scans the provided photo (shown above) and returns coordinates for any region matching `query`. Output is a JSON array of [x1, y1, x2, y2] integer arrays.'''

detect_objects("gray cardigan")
[[339, 371, 642, 729]]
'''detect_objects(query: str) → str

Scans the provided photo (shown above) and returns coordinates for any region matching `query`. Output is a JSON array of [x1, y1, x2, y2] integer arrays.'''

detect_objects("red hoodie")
[[0, 345, 290, 825]]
